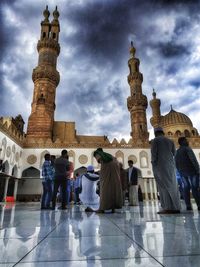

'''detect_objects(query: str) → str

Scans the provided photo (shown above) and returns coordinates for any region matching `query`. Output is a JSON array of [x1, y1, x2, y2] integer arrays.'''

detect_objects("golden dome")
[[162, 109, 193, 127]]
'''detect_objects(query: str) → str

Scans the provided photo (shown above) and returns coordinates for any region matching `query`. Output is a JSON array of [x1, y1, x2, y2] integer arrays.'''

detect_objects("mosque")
[[0, 6, 200, 202]]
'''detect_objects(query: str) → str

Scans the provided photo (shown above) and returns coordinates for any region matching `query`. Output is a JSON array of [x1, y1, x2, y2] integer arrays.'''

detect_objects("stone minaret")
[[27, 6, 60, 139], [127, 42, 149, 146], [150, 89, 161, 128]]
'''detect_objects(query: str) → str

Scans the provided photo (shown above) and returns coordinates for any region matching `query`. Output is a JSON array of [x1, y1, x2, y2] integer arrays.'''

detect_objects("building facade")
[[0, 7, 200, 201]]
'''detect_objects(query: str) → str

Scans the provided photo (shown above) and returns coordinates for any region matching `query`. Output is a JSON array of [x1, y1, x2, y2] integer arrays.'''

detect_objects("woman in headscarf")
[[93, 148, 123, 213]]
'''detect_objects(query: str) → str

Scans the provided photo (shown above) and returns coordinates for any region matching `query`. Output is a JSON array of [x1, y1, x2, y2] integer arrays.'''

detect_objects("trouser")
[[41, 180, 53, 208], [181, 174, 200, 208], [129, 185, 139, 206], [74, 188, 80, 203], [52, 179, 67, 208]]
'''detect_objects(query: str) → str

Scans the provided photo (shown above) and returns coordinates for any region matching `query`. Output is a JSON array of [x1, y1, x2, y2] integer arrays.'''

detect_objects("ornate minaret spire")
[[27, 6, 60, 139], [127, 42, 149, 146], [150, 89, 162, 128]]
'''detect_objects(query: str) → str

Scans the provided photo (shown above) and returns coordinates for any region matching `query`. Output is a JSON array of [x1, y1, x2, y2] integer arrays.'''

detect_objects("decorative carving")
[[27, 154, 37, 164], [32, 68, 60, 86], [6, 146, 11, 157], [79, 154, 88, 164], [15, 152, 20, 162], [37, 40, 60, 54]]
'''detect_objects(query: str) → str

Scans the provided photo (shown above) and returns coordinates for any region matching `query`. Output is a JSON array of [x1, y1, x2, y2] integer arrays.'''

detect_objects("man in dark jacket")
[[52, 149, 69, 210], [127, 160, 138, 206], [175, 137, 200, 210]]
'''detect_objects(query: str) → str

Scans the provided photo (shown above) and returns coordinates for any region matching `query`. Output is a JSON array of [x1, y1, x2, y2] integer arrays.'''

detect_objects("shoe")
[[58, 206, 67, 210]]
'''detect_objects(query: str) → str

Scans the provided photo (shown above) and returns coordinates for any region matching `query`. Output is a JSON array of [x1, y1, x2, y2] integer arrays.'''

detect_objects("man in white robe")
[[151, 127, 181, 214], [79, 165, 99, 211]]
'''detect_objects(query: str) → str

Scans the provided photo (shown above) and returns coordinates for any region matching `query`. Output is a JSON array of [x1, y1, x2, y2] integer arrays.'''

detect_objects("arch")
[[128, 155, 137, 164], [2, 160, 9, 174], [40, 150, 50, 168], [184, 129, 190, 137], [22, 167, 40, 178], [12, 164, 18, 177], [92, 152, 101, 170], [68, 150, 75, 165], [175, 130, 181, 137], [139, 151, 149, 168], [191, 130, 196, 136], [0, 137, 7, 160], [167, 131, 173, 136], [115, 150, 124, 164]]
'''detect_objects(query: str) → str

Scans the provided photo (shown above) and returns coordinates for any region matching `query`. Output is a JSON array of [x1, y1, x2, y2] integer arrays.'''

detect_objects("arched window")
[[0, 137, 7, 161], [2, 160, 9, 174], [40, 150, 50, 168], [22, 167, 40, 178], [168, 131, 173, 136], [12, 165, 18, 177], [115, 150, 124, 165], [139, 151, 149, 168], [184, 130, 190, 137], [175, 130, 181, 137]]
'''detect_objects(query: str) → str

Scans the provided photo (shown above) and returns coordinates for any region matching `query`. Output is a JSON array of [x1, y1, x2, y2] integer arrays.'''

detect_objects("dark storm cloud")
[[157, 42, 189, 58], [1, 0, 200, 139]]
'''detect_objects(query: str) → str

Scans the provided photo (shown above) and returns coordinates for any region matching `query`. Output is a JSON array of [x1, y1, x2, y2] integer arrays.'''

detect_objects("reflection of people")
[[41, 153, 54, 209], [175, 137, 200, 211], [127, 160, 138, 206], [93, 148, 123, 213], [119, 163, 128, 205], [52, 150, 69, 210], [151, 127, 181, 214], [74, 173, 81, 204], [79, 165, 99, 211]]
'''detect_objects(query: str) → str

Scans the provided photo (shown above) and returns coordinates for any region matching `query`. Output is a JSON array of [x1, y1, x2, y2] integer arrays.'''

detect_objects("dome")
[[162, 109, 193, 127]]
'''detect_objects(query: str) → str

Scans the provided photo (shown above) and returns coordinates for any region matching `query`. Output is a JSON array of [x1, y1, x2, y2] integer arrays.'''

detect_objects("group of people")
[[41, 127, 199, 215], [41, 149, 74, 210], [41, 148, 142, 212], [151, 127, 200, 214]]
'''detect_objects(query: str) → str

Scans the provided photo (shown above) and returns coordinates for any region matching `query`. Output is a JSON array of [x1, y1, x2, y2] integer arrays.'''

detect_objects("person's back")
[[151, 128, 180, 214], [175, 137, 200, 211], [176, 146, 199, 176], [52, 149, 69, 210], [152, 135, 175, 165], [54, 156, 69, 180]]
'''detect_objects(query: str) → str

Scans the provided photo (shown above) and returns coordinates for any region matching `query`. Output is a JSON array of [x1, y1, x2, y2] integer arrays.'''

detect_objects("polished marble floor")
[[0, 201, 200, 267]]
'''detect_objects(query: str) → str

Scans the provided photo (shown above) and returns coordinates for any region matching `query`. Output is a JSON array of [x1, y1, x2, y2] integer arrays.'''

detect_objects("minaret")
[[26, 6, 60, 139], [150, 89, 162, 128], [127, 42, 149, 146]]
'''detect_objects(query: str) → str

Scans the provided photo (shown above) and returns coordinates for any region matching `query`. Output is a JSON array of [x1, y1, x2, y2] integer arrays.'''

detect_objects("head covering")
[[87, 165, 94, 172], [93, 148, 113, 163], [154, 127, 164, 133]]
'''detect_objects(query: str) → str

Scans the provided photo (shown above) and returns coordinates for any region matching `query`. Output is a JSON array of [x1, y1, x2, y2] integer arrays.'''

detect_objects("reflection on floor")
[[0, 201, 200, 267]]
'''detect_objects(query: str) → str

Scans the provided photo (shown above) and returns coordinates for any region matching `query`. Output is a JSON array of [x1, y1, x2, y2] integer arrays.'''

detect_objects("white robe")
[[151, 136, 181, 210], [79, 173, 99, 209]]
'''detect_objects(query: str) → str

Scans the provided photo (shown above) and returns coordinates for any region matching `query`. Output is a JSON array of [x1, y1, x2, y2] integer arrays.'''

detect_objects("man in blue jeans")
[[41, 153, 54, 209], [175, 137, 200, 211]]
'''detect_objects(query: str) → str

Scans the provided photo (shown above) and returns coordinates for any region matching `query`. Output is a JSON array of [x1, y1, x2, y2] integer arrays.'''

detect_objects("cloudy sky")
[[1, 0, 200, 141]]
